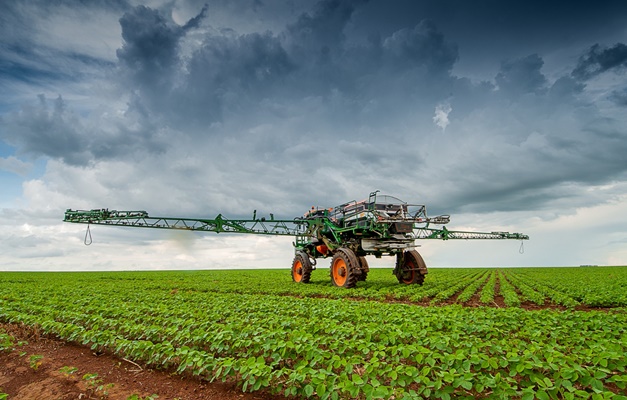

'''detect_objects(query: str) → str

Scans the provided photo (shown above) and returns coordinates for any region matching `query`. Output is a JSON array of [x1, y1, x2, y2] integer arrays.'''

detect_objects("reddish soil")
[[492, 275, 507, 308], [438, 290, 463, 306], [0, 324, 287, 400]]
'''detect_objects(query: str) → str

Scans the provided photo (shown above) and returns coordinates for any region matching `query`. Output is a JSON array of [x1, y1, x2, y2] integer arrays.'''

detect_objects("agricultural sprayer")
[[64, 191, 528, 288]]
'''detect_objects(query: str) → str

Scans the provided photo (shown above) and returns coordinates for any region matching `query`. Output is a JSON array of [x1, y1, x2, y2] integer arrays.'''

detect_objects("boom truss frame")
[[64, 209, 529, 242]]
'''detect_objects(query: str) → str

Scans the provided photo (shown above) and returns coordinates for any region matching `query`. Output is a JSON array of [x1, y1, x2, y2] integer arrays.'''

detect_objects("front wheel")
[[395, 250, 427, 285], [330, 248, 359, 288], [292, 251, 312, 283]]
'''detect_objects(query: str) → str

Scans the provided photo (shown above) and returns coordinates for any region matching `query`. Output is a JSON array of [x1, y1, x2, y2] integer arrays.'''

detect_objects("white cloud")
[[433, 102, 452, 131]]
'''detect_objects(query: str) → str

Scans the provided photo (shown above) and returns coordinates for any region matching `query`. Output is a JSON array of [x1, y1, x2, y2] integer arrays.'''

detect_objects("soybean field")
[[1, 267, 626, 399]]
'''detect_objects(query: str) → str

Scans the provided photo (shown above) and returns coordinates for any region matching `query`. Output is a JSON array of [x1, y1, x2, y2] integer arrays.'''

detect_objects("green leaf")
[[460, 380, 472, 390], [351, 374, 364, 385], [316, 383, 327, 398]]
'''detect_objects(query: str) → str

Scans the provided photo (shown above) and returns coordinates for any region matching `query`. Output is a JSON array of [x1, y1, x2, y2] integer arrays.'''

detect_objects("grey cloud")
[[280, 0, 369, 95], [609, 88, 627, 106], [421, 48, 627, 213], [572, 43, 627, 81], [285, 0, 365, 59], [443, 116, 627, 214], [116, 6, 187, 86], [115, 5, 213, 125], [495, 54, 548, 96], [4, 0, 627, 220], [1, 94, 89, 165], [382, 20, 458, 74], [116, 1, 462, 132], [548, 76, 585, 100], [0, 156, 33, 176], [117, 4, 209, 74], [0, 1, 125, 88], [178, 31, 294, 126], [182, 4, 208, 30], [0, 94, 166, 166]]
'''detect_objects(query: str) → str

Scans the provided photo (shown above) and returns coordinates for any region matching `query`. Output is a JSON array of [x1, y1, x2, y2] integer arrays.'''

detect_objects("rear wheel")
[[395, 250, 427, 285], [330, 248, 359, 288], [357, 256, 369, 281], [292, 251, 312, 283]]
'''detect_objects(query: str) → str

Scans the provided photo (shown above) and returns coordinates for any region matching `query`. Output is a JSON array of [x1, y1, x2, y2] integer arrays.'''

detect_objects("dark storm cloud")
[[116, 4, 209, 78], [572, 43, 627, 81], [177, 31, 294, 125], [116, 5, 192, 91], [116, 0, 461, 132], [1, 94, 166, 165], [285, 0, 365, 56], [3, 0, 627, 217], [381, 20, 458, 74], [1, 95, 89, 165], [182, 4, 208, 30]]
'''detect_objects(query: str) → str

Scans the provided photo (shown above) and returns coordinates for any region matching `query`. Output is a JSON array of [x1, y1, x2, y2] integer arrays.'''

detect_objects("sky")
[[1, 0, 627, 271]]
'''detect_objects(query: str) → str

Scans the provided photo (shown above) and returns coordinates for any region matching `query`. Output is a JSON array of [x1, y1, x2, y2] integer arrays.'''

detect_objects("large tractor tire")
[[395, 250, 427, 285], [291, 251, 312, 283], [330, 248, 359, 288], [357, 256, 369, 282]]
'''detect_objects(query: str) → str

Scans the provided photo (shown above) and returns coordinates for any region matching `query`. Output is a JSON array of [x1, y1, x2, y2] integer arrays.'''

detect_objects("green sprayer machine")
[[64, 191, 528, 288]]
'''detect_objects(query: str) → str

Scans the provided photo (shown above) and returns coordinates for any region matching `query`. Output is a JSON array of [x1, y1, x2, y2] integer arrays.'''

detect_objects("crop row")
[[500, 271, 545, 305], [497, 272, 521, 307], [505, 272, 580, 307], [479, 271, 497, 305], [1, 270, 627, 399], [3, 266, 625, 308], [505, 268, 627, 307], [455, 271, 490, 303]]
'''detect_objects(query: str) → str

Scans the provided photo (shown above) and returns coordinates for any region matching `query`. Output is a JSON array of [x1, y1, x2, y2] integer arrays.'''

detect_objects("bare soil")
[[0, 323, 287, 400], [492, 275, 507, 308]]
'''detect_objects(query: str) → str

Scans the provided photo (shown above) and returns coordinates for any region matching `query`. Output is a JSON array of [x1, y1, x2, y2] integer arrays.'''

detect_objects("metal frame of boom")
[[64, 208, 529, 243], [64, 209, 307, 236]]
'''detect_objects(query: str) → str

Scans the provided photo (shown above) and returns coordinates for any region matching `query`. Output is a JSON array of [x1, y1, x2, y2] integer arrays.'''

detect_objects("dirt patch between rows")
[[0, 323, 286, 400]]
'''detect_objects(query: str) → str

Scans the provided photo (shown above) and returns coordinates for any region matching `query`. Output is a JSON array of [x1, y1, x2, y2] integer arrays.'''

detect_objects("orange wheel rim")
[[332, 258, 347, 286], [293, 260, 303, 282]]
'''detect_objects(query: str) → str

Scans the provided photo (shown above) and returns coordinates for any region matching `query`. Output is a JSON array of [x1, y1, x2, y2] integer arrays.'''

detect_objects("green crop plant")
[[83, 373, 114, 397], [455, 270, 490, 303], [126, 394, 159, 400], [0, 332, 14, 352], [59, 366, 79, 377], [479, 270, 497, 304], [430, 269, 485, 304], [1, 269, 627, 399], [29, 354, 43, 370], [501, 271, 545, 305], [497, 271, 520, 307]]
